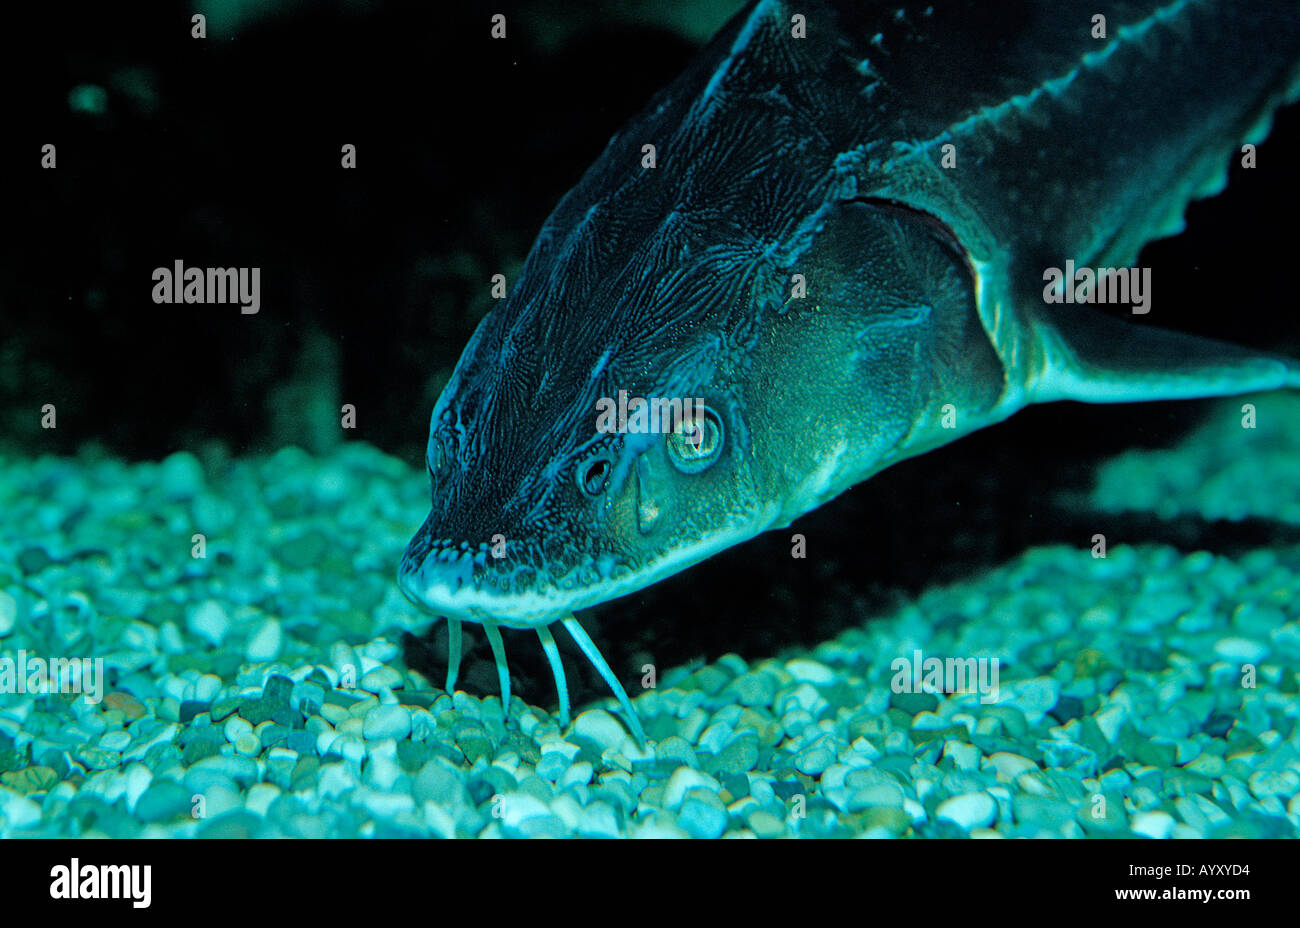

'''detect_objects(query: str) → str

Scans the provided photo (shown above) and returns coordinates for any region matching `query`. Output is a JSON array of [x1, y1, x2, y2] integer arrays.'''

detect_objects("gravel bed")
[[1, 394, 1297, 838]]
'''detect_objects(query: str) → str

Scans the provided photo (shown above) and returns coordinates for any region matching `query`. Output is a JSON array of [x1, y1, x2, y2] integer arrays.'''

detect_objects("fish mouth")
[[396, 543, 653, 745], [396, 534, 623, 629], [397, 530, 652, 745]]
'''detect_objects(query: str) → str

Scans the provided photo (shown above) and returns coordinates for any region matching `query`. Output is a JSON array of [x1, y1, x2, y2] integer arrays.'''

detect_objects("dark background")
[[4, 0, 1296, 461], [4, 0, 1297, 703]]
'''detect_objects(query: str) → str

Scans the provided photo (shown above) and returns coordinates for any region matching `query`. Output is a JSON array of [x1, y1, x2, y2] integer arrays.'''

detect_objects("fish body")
[[400, 0, 1300, 740]]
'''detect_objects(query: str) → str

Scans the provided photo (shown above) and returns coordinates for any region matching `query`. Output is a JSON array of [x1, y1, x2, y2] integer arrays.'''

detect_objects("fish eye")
[[666, 406, 723, 473], [577, 457, 611, 496]]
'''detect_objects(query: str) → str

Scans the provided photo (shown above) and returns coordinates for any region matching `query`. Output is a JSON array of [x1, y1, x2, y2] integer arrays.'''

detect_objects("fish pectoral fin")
[[1028, 308, 1300, 406]]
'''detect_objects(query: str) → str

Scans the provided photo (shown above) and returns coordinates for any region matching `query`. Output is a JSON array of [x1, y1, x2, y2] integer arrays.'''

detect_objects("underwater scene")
[[3, 0, 1299, 849]]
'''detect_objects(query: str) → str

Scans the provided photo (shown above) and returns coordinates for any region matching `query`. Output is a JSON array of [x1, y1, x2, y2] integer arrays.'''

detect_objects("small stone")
[[285, 730, 316, 755], [1092, 704, 1127, 743], [559, 761, 594, 790], [2, 793, 42, 830], [359, 666, 402, 693], [729, 671, 778, 707], [849, 782, 905, 810], [194, 675, 222, 703], [576, 802, 621, 838], [363, 705, 411, 741], [103, 692, 146, 720], [858, 805, 911, 837], [942, 741, 980, 772], [224, 716, 254, 743], [78, 747, 121, 771], [891, 691, 938, 716], [178, 701, 210, 724], [159, 451, 205, 499], [570, 709, 628, 752], [535, 750, 570, 782], [98, 730, 131, 753], [209, 697, 241, 722], [134, 780, 192, 823], [664, 767, 720, 811], [747, 809, 786, 838], [711, 731, 759, 775], [234, 733, 261, 757], [677, 793, 728, 838], [795, 745, 834, 776], [1, 766, 59, 795], [987, 752, 1037, 782], [786, 659, 834, 685], [195, 810, 261, 838], [1232, 603, 1285, 638], [242, 675, 295, 726], [1130, 810, 1176, 839], [935, 792, 996, 830], [1005, 677, 1060, 724], [1050, 695, 1085, 723], [17, 546, 54, 575], [1135, 741, 1177, 769], [245, 619, 283, 662], [453, 720, 493, 764], [1247, 769, 1299, 800], [656, 735, 698, 770], [1212, 637, 1268, 664], [187, 601, 231, 647]]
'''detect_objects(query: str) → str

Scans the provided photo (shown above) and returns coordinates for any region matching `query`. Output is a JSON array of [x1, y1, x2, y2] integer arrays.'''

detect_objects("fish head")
[[397, 235, 786, 629]]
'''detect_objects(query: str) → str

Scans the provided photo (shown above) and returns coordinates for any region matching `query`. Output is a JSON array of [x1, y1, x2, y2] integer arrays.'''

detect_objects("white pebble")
[[245, 618, 283, 662], [664, 767, 720, 811], [363, 705, 411, 741], [99, 730, 131, 752], [936, 792, 996, 830], [559, 761, 594, 790], [359, 666, 402, 694], [1093, 703, 1127, 743], [1005, 677, 1060, 724], [224, 716, 253, 743], [122, 764, 154, 811], [986, 752, 1037, 782], [1213, 637, 1269, 664], [1130, 810, 1175, 839], [159, 622, 186, 655], [786, 658, 834, 685], [499, 792, 551, 828], [194, 674, 222, 703], [187, 601, 230, 647], [570, 709, 628, 752], [2, 793, 41, 830], [245, 783, 281, 817]]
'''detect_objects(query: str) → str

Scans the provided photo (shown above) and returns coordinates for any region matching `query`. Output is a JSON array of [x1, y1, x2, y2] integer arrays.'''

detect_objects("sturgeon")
[[400, 0, 1300, 743]]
